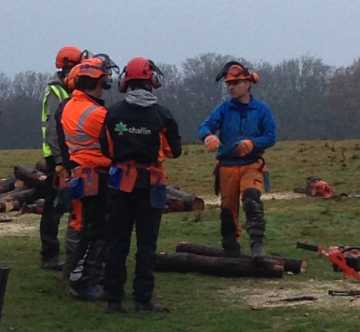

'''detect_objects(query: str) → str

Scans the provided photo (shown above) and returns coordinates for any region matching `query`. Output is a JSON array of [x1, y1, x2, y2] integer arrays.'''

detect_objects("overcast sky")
[[1, 0, 360, 75]]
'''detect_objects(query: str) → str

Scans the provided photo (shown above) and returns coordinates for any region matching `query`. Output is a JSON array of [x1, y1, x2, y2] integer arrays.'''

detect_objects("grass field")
[[1, 141, 360, 331]]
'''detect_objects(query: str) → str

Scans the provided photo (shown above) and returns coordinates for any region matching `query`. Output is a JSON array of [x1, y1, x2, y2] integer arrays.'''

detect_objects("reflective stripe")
[[41, 84, 69, 157], [77, 105, 97, 129], [67, 142, 101, 153], [65, 105, 101, 154], [65, 132, 93, 142]]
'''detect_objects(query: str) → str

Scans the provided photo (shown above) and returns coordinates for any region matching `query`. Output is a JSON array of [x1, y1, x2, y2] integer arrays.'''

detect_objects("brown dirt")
[[204, 191, 306, 207], [218, 280, 360, 310], [0, 213, 38, 237]]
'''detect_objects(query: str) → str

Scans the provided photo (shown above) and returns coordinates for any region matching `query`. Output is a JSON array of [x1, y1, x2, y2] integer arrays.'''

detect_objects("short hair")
[[75, 76, 100, 90], [127, 79, 152, 91]]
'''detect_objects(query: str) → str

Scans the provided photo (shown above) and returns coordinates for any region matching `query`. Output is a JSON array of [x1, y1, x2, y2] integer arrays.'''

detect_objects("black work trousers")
[[104, 188, 162, 304], [40, 158, 62, 261], [68, 173, 108, 288]]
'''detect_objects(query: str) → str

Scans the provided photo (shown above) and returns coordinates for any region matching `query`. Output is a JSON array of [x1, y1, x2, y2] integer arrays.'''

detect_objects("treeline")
[[1, 53, 360, 149]]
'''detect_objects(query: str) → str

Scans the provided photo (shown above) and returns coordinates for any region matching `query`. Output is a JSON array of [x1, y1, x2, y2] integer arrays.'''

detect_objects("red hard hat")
[[55, 46, 82, 69], [124, 57, 154, 82], [118, 57, 163, 92]]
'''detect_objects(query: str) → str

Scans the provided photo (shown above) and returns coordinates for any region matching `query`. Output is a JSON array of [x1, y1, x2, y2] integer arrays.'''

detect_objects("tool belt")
[[69, 166, 104, 199], [108, 160, 167, 209]]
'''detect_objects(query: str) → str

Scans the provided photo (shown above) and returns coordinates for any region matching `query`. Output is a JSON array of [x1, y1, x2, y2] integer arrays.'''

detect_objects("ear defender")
[[149, 60, 163, 89], [250, 72, 260, 83], [118, 66, 127, 93]]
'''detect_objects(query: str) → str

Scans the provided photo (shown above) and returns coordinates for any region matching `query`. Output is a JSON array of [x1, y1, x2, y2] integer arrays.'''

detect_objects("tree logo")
[[115, 122, 129, 136]]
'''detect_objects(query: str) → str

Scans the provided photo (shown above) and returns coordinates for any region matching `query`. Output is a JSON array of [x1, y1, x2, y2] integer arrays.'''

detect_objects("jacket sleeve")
[[160, 108, 182, 159], [99, 112, 113, 159], [251, 105, 277, 151], [55, 100, 71, 169], [198, 104, 224, 141], [46, 93, 63, 164]]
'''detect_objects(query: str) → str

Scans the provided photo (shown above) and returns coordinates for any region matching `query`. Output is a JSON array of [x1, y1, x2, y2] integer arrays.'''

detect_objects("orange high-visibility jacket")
[[61, 89, 111, 168]]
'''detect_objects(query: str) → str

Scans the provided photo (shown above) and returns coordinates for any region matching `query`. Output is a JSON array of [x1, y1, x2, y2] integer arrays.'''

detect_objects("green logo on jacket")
[[115, 122, 129, 135]]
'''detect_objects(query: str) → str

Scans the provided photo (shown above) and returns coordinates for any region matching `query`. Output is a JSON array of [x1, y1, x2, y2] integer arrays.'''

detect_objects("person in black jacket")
[[102, 57, 181, 313]]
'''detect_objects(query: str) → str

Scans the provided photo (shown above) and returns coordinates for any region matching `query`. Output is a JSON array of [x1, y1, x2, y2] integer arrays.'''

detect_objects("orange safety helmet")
[[55, 46, 83, 70], [118, 57, 164, 92], [216, 61, 259, 84], [65, 54, 119, 90]]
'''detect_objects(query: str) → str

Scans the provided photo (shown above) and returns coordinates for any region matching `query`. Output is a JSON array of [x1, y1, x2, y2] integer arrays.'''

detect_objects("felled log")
[[164, 186, 205, 213], [0, 177, 15, 194], [0, 215, 13, 223], [13, 166, 47, 189], [175, 242, 305, 274], [0, 188, 37, 213], [155, 252, 284, 278], [35, 159, 48, 173], [0, 161, 205, 216], [22, 199, 45, 215]]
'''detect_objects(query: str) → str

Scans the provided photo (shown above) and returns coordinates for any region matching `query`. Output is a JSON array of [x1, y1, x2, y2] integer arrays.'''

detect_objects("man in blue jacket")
[[198, 61, 276, 258]]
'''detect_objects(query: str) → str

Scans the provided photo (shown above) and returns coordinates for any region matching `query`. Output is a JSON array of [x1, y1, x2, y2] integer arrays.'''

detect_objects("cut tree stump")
[[175, 242, 306, 274], [155, 252, 284, 278], [13, 166, 47, 189], [164, 186, 205, 213], [22, 199, 45, 215], [0, 189, 37, 213], [0, 177, 15, 194]]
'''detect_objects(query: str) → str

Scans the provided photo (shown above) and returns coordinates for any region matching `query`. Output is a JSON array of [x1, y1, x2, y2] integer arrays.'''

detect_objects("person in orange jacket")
[[199, 61, 276, 258], [58, 54, 119, 300], [102, 57, 182, 313]]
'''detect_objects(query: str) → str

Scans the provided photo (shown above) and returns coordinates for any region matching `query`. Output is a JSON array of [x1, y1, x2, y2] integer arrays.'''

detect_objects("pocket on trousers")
[[150, 184, 167, 209], [108, 166, 122, 190], [69, 177, 84, 199]]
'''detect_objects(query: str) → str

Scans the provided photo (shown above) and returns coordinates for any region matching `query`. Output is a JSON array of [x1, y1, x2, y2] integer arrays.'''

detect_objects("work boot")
[[135, 301, 170, 313], [250, 240, 265, 259], [69, 284, 106, 301], [222, 237, 241, 257], [41, 257, 64, 271], [106, 301, 127, 314]]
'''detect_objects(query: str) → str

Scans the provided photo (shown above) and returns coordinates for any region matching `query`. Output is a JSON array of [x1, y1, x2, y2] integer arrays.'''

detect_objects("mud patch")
[[0, 213, 39, 237], [204, 192, 306, 207], [218, 280, 360, 310]]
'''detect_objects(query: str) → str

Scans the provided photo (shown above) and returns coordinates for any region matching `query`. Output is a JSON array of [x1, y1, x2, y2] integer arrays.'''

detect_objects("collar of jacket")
[[48, 76, 68, 92], [71, 89, 105, 106], [229, 95, 257, 111], [125, 89, 158, 107]]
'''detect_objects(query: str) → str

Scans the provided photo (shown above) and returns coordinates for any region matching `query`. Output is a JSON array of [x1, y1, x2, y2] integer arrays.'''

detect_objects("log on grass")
[[22, 199, 45, 215], [14, 166, 48, 189], [175, 242, 306, 274], [155, 252, 284, 278], [0, 189, 37, 212], [0, 177, 15, 194], [165, 186, 205, 213], [34, 159, 48, 173]]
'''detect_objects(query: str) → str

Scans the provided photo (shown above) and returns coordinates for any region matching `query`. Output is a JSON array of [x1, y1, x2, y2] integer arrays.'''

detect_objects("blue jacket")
[[198, 96, 276, 166]]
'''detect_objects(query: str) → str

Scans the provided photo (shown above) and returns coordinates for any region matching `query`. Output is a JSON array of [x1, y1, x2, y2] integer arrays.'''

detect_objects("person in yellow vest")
[[40, 46, 84, 270]]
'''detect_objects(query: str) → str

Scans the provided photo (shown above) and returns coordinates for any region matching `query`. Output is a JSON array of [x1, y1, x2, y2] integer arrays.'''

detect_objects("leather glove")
[[204, 135, 220, 152], [234, 140, 254, 157], [55, 165, 69, 178]]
